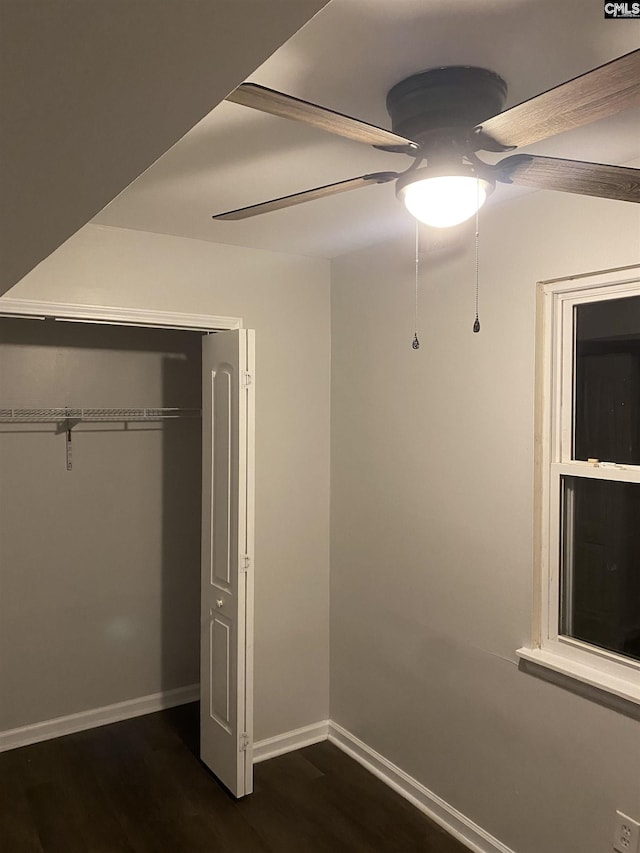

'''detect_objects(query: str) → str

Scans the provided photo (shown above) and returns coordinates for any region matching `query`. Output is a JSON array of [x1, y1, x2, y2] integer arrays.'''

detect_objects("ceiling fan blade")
[[227, 83, 419, 151], [212, 172, 399, 220], [476, 49, 640, 149], [498, 154, 640, 203]]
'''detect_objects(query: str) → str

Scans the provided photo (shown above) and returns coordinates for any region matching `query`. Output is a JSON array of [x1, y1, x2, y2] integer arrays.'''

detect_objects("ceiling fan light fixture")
[[397, 168, 493, 228]]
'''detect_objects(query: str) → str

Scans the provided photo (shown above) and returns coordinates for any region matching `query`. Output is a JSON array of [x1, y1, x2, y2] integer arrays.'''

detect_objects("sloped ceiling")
[[93, 0, 640, 259], [0, 0, 329, 295]]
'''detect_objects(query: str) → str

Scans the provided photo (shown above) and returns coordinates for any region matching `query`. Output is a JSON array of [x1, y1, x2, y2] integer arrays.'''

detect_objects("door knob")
[[216, 599, 224, 608]]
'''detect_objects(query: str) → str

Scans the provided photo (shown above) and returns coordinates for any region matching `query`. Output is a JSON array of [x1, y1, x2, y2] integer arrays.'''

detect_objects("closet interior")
[[0, 317, 203, 737]]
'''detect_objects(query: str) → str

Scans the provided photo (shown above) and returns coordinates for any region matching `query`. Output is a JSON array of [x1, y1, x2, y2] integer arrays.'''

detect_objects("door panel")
[[212, 366, 233, 590], [200, 328, 254, 797], [212, 614, 232, 729]]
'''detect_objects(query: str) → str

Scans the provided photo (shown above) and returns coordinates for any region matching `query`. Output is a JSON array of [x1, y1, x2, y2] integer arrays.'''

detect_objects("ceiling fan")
[[212, 49, 640, 228]]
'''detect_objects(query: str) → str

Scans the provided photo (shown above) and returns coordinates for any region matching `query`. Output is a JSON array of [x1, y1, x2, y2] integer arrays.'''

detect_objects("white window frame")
[[517, 264, 640, 706]]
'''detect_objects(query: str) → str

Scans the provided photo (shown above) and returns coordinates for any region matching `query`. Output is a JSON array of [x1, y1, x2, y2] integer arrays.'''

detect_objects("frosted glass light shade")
[[401, 175, 490, 228]]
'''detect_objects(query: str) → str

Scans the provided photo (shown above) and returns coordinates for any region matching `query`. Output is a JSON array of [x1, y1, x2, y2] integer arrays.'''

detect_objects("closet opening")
[[0, 307, 254, 798]]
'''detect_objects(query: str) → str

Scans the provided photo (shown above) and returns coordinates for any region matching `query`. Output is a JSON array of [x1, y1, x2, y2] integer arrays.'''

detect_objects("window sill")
[[516, 646, 640, 708]]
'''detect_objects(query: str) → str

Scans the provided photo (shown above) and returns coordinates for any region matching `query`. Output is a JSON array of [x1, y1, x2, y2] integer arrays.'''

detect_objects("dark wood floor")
[[0, 703, 468, 853]]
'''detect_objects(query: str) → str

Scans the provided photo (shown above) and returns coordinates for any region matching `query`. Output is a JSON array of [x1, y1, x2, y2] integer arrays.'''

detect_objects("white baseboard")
[[253, 720, 329, 763], [0, 683, 200, 753], [328, 722, 516, 853]]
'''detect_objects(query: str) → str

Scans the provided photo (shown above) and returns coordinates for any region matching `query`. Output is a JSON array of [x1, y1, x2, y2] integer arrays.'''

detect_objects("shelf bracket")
[[55, 412, 80, 471], [66, 422, 73, 471]]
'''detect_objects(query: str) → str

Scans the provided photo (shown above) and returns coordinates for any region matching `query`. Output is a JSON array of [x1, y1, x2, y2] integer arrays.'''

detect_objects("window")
[[518, 266, 640, 705]]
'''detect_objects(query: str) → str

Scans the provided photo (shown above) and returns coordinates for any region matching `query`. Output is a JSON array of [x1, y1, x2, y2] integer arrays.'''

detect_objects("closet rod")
[[0, 407, 201, 423]]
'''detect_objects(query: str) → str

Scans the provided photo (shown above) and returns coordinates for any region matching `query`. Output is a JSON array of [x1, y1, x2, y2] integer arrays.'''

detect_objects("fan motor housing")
[[386, 66, 507, 152]]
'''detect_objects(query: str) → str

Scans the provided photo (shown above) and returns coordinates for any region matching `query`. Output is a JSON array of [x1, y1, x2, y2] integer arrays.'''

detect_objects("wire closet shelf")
[[0, 407, 202, 423]]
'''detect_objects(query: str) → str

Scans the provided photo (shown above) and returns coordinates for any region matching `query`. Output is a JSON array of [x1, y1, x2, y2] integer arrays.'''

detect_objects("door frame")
[[0, 295, 254, 777], [0, 297, 243, 333]]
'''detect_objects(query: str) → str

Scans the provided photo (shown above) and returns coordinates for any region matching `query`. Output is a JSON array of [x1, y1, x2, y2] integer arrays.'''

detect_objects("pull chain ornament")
[[473, 179, 481, 333], [412, 221, 420, 349]]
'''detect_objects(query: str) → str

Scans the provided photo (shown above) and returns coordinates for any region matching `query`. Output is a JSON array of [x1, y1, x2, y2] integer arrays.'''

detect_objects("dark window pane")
[[574, 296, 640, 464], [560, 476, 640, 662]]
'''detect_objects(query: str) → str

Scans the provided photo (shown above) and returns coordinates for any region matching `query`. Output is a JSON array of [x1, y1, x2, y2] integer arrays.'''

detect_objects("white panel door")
[[200, 328, 255, 797]]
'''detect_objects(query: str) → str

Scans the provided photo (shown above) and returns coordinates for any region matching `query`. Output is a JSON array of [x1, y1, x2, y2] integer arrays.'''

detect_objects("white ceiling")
[[93, 0, 640, 259]]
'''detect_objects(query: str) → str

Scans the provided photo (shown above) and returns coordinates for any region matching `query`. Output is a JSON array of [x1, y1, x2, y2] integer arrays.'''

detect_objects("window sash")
[[558, 285, 640, 465], [546, 465, 640, 672]]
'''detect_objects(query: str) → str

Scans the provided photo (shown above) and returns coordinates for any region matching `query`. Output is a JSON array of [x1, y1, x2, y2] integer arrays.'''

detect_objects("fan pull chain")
[[473, 178, 481, 334], [412, 221, 420, 350]]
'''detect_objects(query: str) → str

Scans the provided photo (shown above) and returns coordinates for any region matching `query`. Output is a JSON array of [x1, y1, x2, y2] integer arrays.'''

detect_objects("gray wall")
[[0, 321, 202, 729], [3, 224, 331, 740], [0, 0, 329, 293], [330, 190, 640, 853]]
